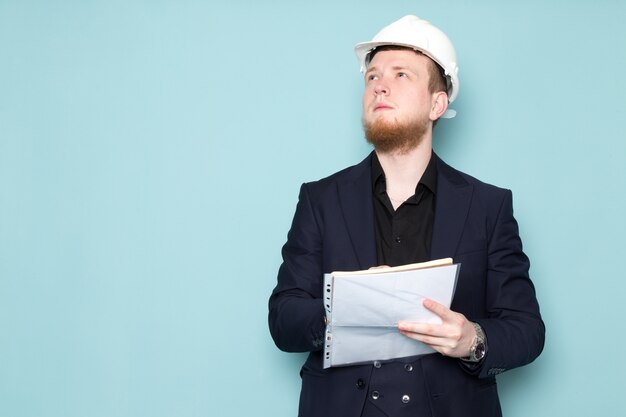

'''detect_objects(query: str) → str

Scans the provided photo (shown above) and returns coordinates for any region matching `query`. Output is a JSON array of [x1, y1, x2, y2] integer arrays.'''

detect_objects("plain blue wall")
[[1, 1, 625, 416]]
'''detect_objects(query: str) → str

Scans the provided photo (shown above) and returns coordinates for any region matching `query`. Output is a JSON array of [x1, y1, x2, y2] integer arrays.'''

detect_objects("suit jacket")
[[268, 153, 545, 417]]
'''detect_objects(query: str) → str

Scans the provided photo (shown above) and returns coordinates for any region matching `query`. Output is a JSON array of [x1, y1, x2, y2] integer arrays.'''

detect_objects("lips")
[[373, 103, 394, 112]]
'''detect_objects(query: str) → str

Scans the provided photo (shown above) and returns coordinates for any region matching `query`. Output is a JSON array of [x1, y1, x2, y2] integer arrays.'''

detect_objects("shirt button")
[[402, 394, 410, 403], [356, 379, 366, 389], [404, 364, 413, 372], [371, 391, 380, 400], [395, 236, 401, 243], [373, 361, 382, 368]]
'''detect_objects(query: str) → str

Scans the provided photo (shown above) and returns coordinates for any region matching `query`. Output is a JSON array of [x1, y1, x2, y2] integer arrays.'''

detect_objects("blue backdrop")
[[1, 1, 625, 416]]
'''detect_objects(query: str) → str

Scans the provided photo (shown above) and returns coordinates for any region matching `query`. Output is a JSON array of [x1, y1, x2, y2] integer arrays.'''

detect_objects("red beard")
[[363, 115, 430, 154]]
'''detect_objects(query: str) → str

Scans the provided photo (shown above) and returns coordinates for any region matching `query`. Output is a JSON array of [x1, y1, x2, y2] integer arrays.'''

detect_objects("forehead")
[[367, 49, 430, 70]]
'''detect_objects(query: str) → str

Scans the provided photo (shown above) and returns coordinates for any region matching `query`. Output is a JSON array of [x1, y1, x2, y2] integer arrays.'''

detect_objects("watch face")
[[475, 342, 486, 360]]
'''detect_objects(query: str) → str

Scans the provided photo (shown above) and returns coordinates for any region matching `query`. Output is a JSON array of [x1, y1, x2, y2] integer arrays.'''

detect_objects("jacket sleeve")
[[471, 190, 545, 378], [268, 183, 327, 352]]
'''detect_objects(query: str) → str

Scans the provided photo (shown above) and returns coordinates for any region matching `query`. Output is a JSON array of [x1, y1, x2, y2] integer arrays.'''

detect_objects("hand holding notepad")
[[323, 258, 459, 368]]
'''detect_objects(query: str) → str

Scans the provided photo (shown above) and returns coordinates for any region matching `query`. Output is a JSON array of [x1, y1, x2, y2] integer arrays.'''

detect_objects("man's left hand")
[[397, 298, 476, 358]]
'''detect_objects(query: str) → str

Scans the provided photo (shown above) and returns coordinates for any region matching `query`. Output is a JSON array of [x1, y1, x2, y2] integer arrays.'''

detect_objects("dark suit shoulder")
[[302, 153, 372, 199], [436, 155, 510, 197]]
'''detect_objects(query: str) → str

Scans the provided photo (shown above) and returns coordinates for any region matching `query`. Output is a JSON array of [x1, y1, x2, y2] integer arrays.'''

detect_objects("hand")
[[368, 265, 391, 270], [397, 298, 476, 358]]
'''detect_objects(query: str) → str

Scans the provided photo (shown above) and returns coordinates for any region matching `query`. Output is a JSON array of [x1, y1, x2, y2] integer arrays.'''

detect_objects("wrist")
[[461, 322, 486, 363]]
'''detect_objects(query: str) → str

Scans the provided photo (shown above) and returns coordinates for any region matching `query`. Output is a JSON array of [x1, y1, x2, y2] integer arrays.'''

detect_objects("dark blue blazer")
[[269, 153, 544, 417]]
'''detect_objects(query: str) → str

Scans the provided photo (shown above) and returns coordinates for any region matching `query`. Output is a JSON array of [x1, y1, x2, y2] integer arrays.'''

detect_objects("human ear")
[[430, 91, 449, 121]]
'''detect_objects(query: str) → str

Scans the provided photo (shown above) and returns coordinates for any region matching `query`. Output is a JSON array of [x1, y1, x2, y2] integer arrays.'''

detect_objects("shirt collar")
[[371, 152, 438, 195]]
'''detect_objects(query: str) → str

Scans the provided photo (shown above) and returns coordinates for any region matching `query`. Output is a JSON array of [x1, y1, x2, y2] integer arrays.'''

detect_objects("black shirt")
[[371, 153, 437, 267]]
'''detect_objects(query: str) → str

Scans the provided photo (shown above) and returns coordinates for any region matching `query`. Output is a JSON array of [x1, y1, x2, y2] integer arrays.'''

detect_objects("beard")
[[363, 115, 430, 154]]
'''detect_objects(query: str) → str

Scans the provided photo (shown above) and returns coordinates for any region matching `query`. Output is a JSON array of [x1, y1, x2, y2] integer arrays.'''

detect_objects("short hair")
[[366, 45, 448, 97]]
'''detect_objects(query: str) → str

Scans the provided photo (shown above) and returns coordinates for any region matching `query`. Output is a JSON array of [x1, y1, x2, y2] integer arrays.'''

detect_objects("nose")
[[373, 81, 389, 96]]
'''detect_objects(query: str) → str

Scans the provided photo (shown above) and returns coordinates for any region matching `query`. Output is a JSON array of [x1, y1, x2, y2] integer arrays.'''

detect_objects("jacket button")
[[371, 391, 380, 400], [356, 379, 366, 389], [404, 364, 413, 372], [373, 361, 382, 368], [402, 394, 410, 403]]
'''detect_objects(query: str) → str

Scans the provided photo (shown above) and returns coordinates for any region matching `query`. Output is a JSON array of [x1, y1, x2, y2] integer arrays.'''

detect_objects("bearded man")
[[268, 15, 544, 417]]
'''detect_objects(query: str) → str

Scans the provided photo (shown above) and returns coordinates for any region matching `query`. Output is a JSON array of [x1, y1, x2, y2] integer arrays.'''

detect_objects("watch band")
[[461, 322, 487, 363]]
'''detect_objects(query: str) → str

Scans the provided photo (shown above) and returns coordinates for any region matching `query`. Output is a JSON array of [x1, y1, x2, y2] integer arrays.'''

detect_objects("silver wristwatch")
[[462, 322, 487, 363]]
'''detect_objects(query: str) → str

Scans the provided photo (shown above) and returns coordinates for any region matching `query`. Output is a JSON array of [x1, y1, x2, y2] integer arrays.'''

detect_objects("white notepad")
[[323, 258, 460, 368]]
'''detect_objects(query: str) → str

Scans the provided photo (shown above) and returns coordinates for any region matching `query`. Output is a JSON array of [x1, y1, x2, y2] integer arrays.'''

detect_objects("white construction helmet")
[[355, 15, 460, 105]]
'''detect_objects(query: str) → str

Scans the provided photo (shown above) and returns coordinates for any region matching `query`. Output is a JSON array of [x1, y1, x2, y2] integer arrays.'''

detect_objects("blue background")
[[1, 1, 625, 415]]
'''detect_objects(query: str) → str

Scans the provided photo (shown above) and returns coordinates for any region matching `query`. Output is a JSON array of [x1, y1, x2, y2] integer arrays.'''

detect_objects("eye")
[[366, 74, 378, 82], [397, 72, 408, 78]]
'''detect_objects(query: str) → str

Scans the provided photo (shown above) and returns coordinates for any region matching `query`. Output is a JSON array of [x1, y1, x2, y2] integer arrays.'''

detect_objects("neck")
[[375, 137, 432, 206]]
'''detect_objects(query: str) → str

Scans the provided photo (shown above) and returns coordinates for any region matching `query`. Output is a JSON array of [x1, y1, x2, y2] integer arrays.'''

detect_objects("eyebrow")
[[365, 65, 414, 76]]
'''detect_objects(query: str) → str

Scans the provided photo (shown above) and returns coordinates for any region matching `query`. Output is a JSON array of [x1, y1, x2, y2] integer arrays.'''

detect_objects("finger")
[[397, 321, 446, 337], [422, 298, 452, 319], [399, 320, 464, 344], [399, 330, 446, 346], [399, 330, 459, 356], [368, 265, 391, 270], [400, 329, 467, 357]]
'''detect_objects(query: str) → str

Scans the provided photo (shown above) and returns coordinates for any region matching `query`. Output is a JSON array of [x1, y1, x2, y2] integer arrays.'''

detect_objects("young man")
[[269, 15, 544, 417]]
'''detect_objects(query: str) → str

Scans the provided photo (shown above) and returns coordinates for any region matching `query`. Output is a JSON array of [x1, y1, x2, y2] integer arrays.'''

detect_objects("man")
[[268, 15, 544, 417]]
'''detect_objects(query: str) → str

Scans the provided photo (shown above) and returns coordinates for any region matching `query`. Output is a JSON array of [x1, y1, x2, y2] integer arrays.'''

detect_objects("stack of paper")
[[323, 258, 459, 368]]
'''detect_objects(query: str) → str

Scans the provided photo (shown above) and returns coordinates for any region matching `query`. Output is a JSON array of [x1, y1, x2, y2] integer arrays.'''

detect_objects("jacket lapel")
[[335, 152, 471, 266], [431, 154, 473, 260], [337, 154, 378, 269]]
